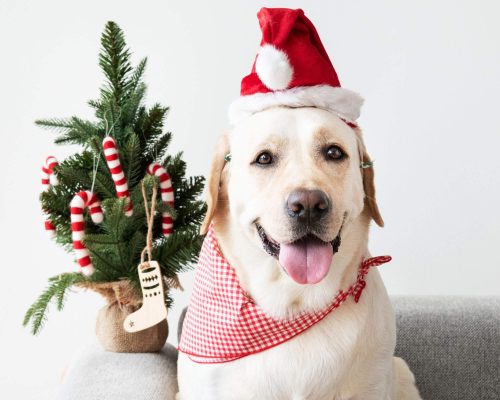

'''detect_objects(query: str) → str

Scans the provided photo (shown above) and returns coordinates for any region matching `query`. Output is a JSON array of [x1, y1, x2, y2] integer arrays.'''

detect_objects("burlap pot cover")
[[78, 280, 168, 353]]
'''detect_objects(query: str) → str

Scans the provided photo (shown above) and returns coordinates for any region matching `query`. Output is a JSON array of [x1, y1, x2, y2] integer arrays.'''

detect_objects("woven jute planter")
[[77, 280, 168, 353]]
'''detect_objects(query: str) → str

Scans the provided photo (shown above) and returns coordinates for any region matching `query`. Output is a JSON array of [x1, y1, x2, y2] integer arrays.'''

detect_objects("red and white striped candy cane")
[[70, 191, 104, 275], [41, 156, 59, 238], [41, 156, 59, 190], [103, 137, 133, 216], [147, 163, 174, 237]]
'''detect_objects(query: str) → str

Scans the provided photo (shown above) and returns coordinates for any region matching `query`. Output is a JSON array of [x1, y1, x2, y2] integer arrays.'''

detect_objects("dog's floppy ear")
[[354, 128, 384, 227], [200, 133, 230, 235]]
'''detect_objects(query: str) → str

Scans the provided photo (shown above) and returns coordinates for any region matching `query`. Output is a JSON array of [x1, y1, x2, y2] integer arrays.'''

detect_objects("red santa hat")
[[228, 8, 363, 126]]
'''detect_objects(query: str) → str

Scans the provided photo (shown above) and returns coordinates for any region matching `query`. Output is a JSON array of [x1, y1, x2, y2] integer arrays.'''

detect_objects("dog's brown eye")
[[256, 152, 273, 165], [326, 145, 345, 161]]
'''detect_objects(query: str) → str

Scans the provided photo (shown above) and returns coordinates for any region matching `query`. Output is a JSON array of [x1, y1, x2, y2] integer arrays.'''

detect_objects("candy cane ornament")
[[70, 191, 104, 275], [103, 137, 133, 216], [40, 156, 59, 238], [147, 163, 174, 237], [41, 156, 59, 190]]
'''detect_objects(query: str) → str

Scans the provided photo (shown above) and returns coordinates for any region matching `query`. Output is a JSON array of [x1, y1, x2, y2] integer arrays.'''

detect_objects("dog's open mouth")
[[256, 224, 341, 285]]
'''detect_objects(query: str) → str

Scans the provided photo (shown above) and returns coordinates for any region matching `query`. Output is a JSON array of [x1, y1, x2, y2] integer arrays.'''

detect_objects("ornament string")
[[103, 109, 122, 138], [90, 152, 100, 194], [139, 180, 183, 291], [90, 110, 124, 194], [141, 181, 157, 264]]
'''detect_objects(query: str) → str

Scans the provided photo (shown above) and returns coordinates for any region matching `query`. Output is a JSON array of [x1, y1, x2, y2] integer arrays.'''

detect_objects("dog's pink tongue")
[[279, 237, 333, 284]]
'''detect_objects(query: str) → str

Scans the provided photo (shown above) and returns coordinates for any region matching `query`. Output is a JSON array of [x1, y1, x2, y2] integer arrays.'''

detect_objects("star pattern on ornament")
[[129, 320, 134, 327]]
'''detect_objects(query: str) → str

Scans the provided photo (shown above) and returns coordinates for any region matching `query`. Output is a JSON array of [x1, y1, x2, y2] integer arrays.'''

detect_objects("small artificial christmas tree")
[[23, 22, 206, 349]]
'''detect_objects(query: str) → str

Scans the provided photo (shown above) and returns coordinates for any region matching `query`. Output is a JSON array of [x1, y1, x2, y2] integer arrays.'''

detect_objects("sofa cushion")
[[393, 296, 500, 400]]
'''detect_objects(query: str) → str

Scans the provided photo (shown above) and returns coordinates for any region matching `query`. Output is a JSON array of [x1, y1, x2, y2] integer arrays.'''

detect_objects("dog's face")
[[203, 106, 382, 285]]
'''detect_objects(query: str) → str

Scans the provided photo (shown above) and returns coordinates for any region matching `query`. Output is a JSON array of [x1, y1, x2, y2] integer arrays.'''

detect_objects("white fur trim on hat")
[[228, 85, 364, 125], [255, 44, 293, 91]]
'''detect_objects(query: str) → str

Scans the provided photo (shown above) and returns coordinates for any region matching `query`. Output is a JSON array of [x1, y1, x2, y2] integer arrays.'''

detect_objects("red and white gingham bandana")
[[178, 226, 391, 363]]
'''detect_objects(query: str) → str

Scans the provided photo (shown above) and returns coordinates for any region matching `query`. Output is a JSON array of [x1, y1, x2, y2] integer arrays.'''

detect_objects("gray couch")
[[56, 297, 500, 399]]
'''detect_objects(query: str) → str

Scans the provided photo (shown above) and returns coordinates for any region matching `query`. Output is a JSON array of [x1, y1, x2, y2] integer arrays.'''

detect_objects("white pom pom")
[[81, 265, 94, 276], [91, 212, 104, 224], [255, 44, 293, 91], [49, 173, 59, 186]]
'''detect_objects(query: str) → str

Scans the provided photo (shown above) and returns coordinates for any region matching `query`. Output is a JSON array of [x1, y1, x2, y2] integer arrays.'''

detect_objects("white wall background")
[[1, 0, 499, 398]]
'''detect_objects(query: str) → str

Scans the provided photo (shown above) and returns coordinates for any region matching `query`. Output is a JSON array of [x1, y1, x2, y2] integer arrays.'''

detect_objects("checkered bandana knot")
[[178, 226, 391, 363]]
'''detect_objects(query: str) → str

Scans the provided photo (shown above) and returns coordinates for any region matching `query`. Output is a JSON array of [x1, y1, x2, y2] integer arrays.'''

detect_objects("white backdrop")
[[1, 0, 499, 398]]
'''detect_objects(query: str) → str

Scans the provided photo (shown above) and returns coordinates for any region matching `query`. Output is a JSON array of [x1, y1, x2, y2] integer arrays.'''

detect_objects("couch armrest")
[[393, 296, 500, 400], [56, 343, 178, 400]]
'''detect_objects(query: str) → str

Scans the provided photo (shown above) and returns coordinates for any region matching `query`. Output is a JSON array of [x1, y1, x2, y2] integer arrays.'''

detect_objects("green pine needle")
[[23, 273, 85, 335]]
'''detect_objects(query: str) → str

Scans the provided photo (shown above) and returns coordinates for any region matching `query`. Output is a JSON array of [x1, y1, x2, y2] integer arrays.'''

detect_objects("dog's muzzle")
[[256, 223, 341, 260]]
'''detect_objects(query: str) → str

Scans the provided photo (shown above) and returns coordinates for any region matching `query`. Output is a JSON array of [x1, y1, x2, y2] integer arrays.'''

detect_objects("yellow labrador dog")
[[177, 106, 421, 399]]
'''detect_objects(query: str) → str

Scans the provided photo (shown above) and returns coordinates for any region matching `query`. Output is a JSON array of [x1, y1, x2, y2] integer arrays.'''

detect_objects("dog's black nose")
[[286, 189, 330, 222]]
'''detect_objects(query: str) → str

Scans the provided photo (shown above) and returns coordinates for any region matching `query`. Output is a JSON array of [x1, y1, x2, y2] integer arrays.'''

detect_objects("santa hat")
[[228, 8, 363, 126]]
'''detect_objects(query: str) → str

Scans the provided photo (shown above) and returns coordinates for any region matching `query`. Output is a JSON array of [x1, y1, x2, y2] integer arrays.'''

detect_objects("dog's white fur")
[[177, 107, 421, 399]]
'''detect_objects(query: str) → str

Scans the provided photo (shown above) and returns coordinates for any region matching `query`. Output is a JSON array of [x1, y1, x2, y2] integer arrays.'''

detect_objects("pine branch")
[[163, 152, 187, 184], [99, 22, 132, 104], [36, 118, 74, 131], [137, 103, 169, 148], [125, 57, 147, 95], [52, 117, 101, 147], [88, 99, 102, 110], [122, 133, 143, 187], [23, 273, 85, 335], [148, 131, 172, 163], [154, 231, 203, 275]]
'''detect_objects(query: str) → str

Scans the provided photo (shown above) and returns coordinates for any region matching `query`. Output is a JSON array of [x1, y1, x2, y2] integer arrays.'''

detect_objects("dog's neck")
[[213, 213, 371, 320]]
